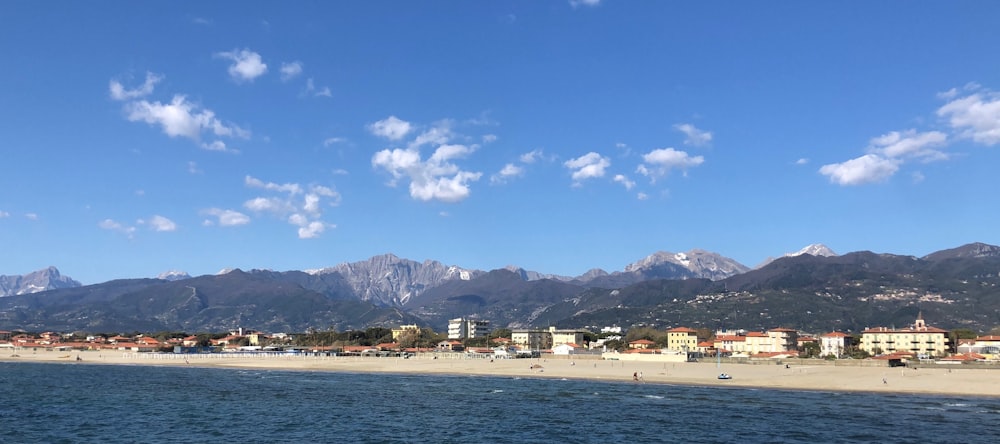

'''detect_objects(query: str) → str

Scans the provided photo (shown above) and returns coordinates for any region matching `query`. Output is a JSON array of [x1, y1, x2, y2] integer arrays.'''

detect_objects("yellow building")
[[665, 327, 700, 353], [860, 314, 949, 358], [391, 324, 420, 341]]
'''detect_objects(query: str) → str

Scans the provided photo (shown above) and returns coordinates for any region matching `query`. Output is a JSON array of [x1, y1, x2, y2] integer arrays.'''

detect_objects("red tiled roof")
[[821, 332, 849, 338], [976, 336, 1000, 342], [746, 332, 768, 337], [667, 327, 698, 333], [629, 339, 655, 344]]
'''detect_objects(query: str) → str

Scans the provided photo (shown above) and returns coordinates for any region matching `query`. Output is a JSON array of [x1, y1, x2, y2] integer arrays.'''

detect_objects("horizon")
[[2, 2, 999, 285]]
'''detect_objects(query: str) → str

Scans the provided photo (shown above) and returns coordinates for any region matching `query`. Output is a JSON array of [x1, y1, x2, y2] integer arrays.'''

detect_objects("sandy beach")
[[3, 350, 998, 397]]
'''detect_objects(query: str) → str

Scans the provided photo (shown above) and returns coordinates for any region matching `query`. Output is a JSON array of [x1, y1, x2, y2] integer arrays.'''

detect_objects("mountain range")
[[2, 243, 999, 335]]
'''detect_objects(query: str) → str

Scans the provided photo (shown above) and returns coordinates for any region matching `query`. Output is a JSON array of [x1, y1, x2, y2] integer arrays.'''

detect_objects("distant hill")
[[2, 243, 999, 334]]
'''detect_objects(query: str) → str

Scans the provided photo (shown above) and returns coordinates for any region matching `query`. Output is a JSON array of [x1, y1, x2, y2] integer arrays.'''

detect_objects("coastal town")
[[3, 313, 998, 368]]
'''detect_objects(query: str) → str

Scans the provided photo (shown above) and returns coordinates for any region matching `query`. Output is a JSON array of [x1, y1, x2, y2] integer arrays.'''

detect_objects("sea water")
[[1, 362, 996, 443]]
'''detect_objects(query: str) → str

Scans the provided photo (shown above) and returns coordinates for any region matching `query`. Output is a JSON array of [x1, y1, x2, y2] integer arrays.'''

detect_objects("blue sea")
[[1, 362, 996, 443]]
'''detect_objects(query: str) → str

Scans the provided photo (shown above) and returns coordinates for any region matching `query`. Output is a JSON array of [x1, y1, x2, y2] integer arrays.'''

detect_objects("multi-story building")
[[392, 324, 420, 340], [860, 313, 949, 358], [511, 329, 551, 350], [665, 327, 700, 353], [819, 331, 854, 357], [767, 328, 799, 352], [447, 318, 491, 339], [549, 327, 586, 347]]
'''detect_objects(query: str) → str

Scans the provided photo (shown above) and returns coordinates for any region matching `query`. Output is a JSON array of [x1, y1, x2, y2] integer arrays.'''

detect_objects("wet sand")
[[4, 350, 998, 397]]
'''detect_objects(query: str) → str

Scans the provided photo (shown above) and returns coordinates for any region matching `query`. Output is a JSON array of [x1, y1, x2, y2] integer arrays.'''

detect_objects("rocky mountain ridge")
[[0, 266, 82, 297]]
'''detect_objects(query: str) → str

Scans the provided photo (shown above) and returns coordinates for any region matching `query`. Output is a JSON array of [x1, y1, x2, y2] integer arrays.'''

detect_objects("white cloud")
[[637, 192, 649, 200], [796, 158, 809, 165], [244, 197, 295, 214], [613, 174, 635, 190], [409, 120, 454, 149], [636, 148, 704, 181], [304, 78, 332, 97], [109, 72, 163, 101], [482, 134, 498, 143], [188, 161, 202, 174], [819, 154, 899, 186], [520, 149, 543, 164], [245, 175, 302, 195], [367, 116, 413, 140], [491, 163, 524, 184], [98, 218, 136, 239], [937, 90, 1000, 145], [242, 177, 338, 238], [202, 208, 250, 227], [564, 152, 610, 184], [0, 210, 9, 218], [868, 129, 948, 162], [570, 0, 601, 7], [674, 123, 713, 147], [280, 61, 303, 81], [143, 215, 177, 232], [24, 213, 38, 221], [373, 144, 482, 202], [323, 137, 347, 146], [124, 95, 249, 149], [215, 48, 268, 82]]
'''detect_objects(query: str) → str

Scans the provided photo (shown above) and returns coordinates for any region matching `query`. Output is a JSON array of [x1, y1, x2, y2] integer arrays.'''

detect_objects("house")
[[665, 327, 700, 354], [820, 332, 854, 358], [957, 336, 1000, 360], [713, 335, 747, 355], [552, 343, 582, 355], [860, 313, 950, 358], [628, 339, 656, 350], [437, 340, 465, 352]]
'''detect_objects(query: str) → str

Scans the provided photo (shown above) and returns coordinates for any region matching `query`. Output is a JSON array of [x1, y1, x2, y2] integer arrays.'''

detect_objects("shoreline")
[[3, 350, 998, 398]]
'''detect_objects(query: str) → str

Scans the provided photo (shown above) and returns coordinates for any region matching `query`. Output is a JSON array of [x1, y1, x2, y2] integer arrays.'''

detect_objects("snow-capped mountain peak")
[[788, 243, 837, 258]]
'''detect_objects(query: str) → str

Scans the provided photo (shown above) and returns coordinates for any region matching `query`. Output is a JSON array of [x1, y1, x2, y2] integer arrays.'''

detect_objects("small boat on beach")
[[717, 373, 732, 380]]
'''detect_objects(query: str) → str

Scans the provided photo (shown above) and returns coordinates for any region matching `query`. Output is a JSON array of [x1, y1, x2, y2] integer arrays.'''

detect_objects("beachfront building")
[[713, 334, 747, 355], [768, 328, 799, 352], [392, 324, 420, 340], [447, 318, 491, 339], [629, 339, 656, 350], [665, 327, 700, 354], [549, 327, 586, 347], [860, 313, 949, 358], [820, 332, 854, 358], [512, 329, 551, 351], [957, 336, 1000, 360]]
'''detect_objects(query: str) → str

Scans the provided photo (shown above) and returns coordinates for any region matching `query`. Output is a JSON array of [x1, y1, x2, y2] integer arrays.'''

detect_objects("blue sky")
[[2, 1, 1000, 284]]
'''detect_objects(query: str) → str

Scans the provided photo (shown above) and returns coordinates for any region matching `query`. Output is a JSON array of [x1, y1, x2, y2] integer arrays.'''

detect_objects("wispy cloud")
[[109, 72, 163, 101], [367, 115, 413, 141], [280, 61, 303, 81], [0, 210, 9, 218], [564, 152, 611, 186], [121, 94, 248, 152], [819, 154, 899, 186], [937, 87, 1000, 145], [674, 123, 713, 147], [242, 175, 339, 238], [569, 0, 601, 8], [202, 208, 250, 227], [820, 129, 947, 186], [215, 48, 268, 82], [305, 78, 332, 97], [636, 148, 704, 182], [613, 174, 636, 190], [491, 163, 524, 184], [99, 218, 136, 239], [142, 215, 177, 232]]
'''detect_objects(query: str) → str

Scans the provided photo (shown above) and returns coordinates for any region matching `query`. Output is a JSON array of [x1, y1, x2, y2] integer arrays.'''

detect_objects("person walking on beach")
[[633, 372, 638, 381]]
